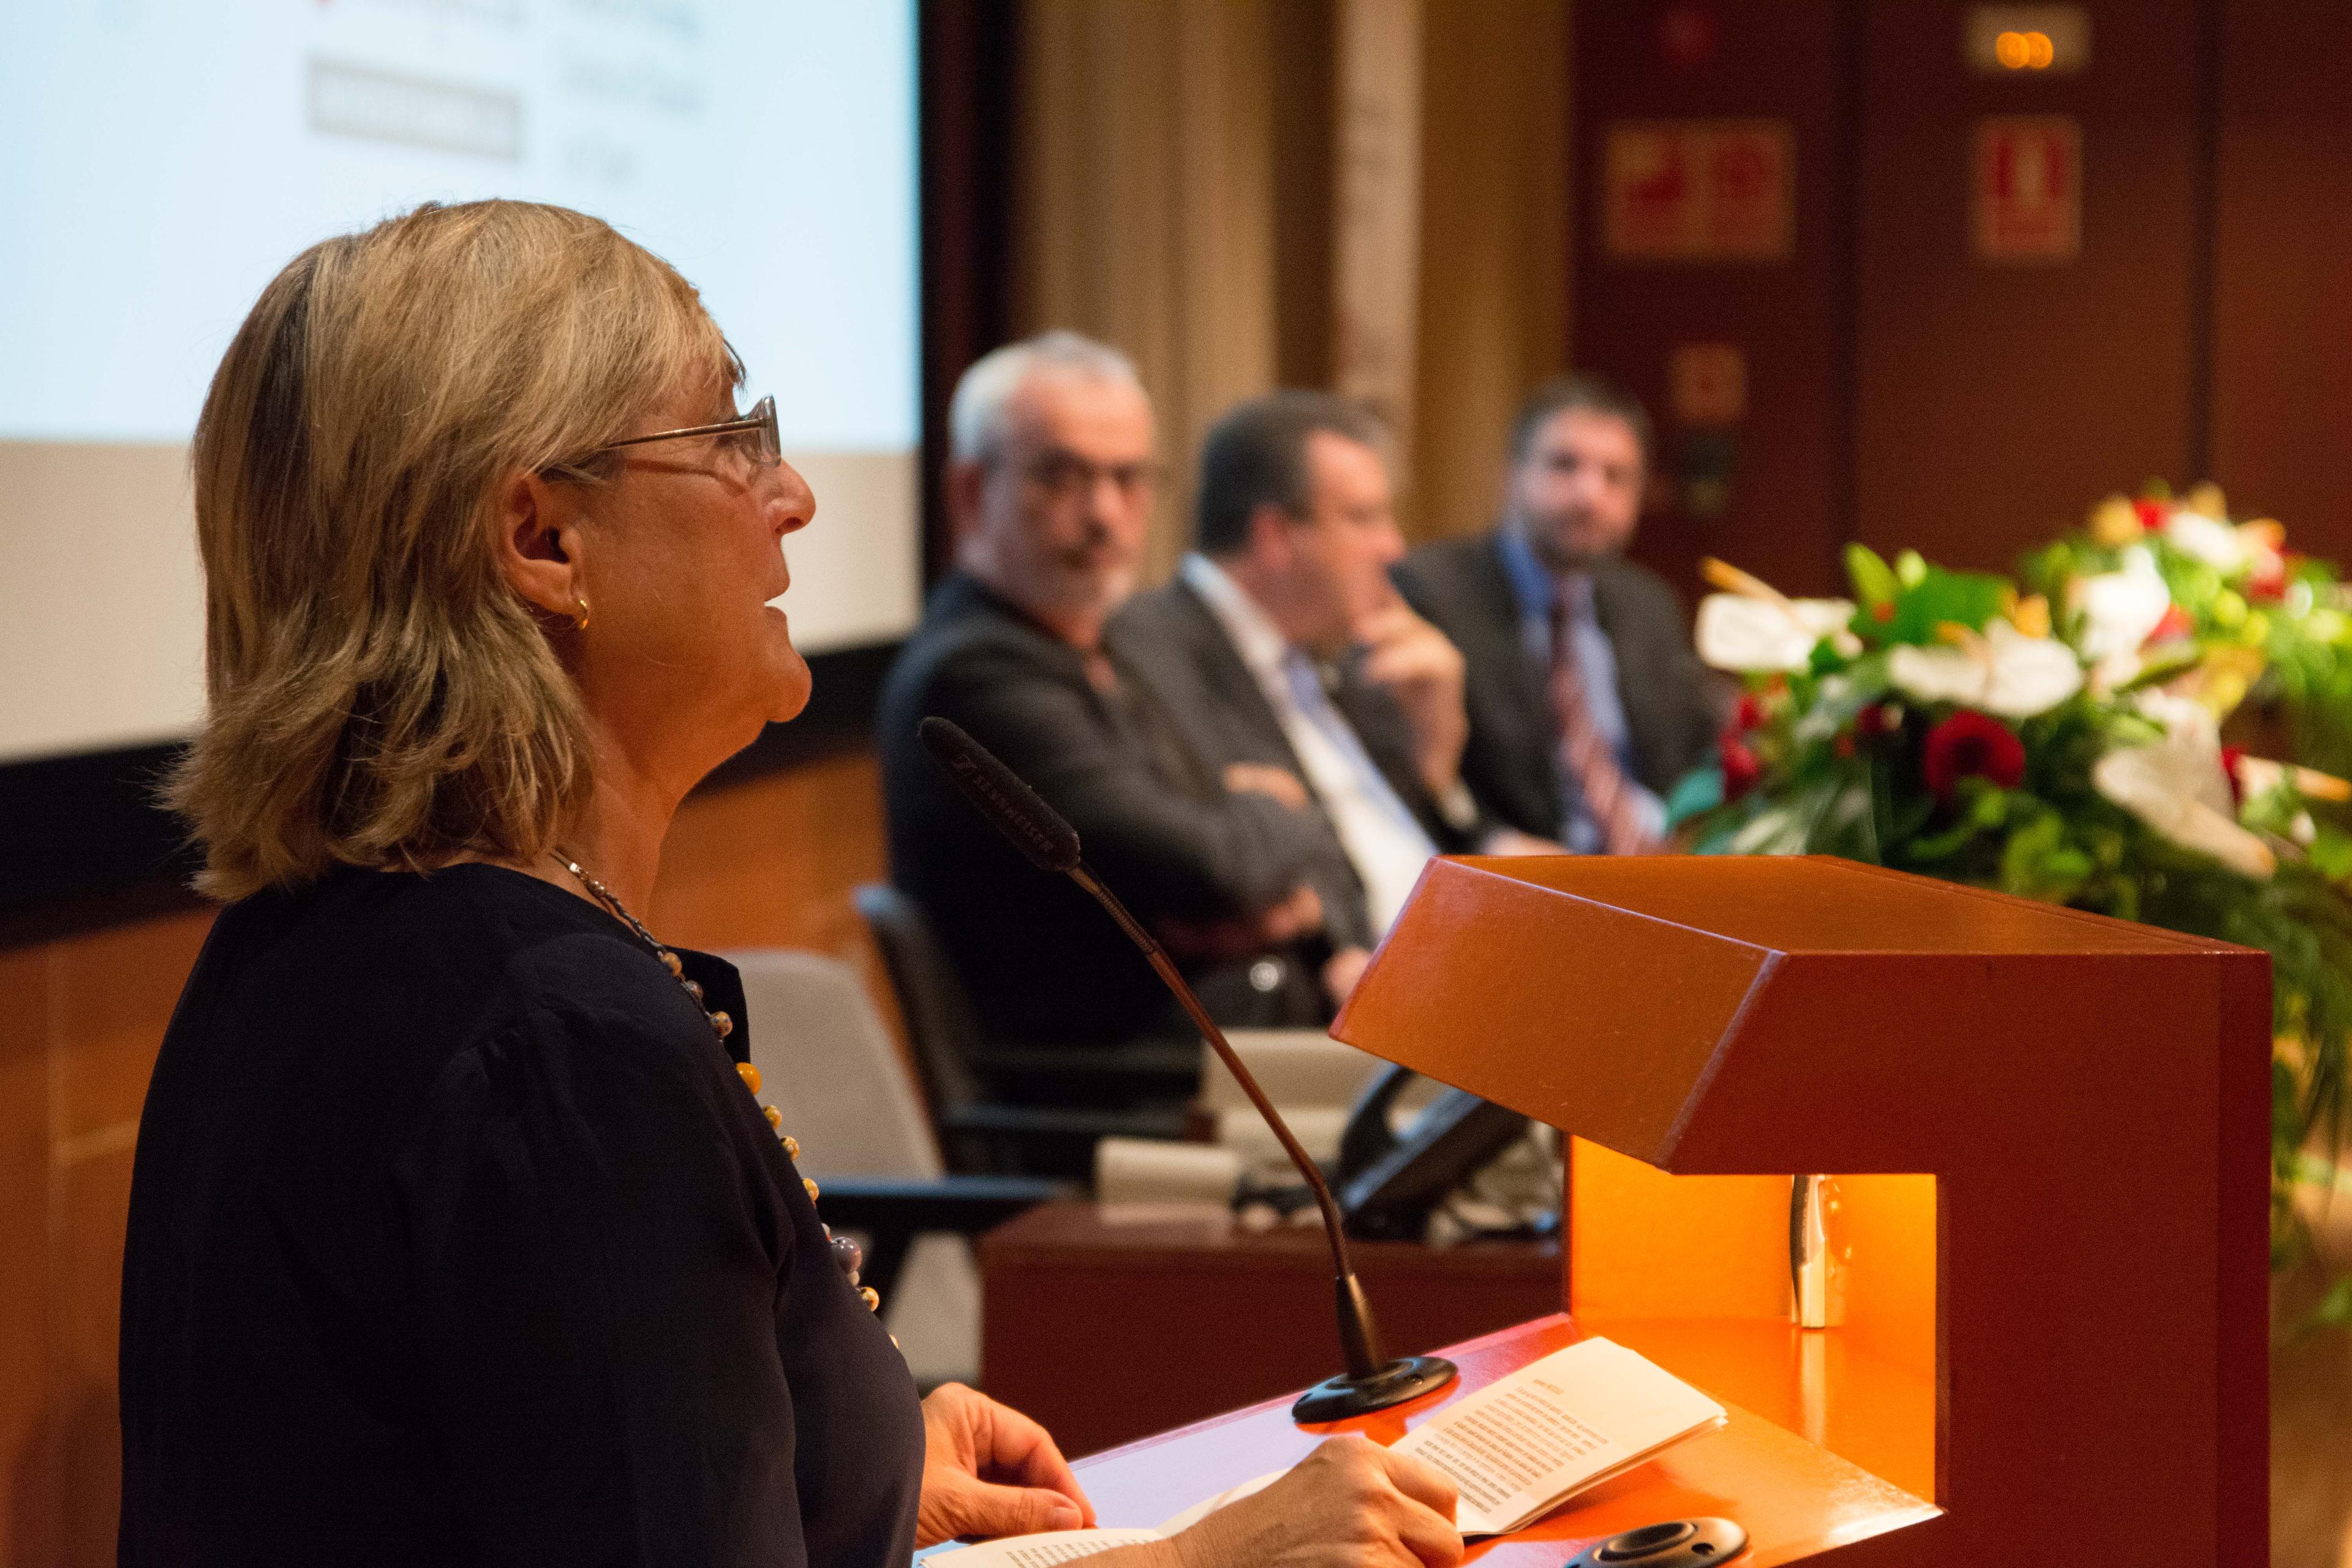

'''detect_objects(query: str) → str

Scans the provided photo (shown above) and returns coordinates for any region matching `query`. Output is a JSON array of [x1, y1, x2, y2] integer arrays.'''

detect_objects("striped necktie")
[[1550, 599, 1662, 856]]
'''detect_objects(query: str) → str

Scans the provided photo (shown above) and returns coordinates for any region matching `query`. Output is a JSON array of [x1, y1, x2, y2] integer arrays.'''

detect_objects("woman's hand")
[[914, 1384, 1096, 1548], [1164, 1436, 1463, 1568]]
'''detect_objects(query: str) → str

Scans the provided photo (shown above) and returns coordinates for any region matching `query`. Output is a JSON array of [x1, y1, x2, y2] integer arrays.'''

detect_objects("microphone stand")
[[1066, 863, 1458, 1421], [918, 714, 1455, 1423]]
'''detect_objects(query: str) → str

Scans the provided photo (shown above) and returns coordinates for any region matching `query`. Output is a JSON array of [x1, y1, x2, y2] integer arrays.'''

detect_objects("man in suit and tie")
[[1110, 392, 1491, 996], [1395, 375, 1723, 851], [878, 334, 1349, 1052]]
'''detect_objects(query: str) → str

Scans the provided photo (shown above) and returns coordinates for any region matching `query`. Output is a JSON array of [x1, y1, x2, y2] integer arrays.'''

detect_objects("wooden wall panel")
[[0, 907, 205, 1568], [2211, 0, 2352, 565], [0, 754, 890, 1568], [1574, 0, 1850, 600], [0, 946, 58, 1566], [1853, 0, 2203, 575]]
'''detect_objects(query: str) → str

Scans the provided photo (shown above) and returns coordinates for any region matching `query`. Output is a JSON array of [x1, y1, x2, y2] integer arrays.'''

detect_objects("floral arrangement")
[[1673, 483, 2352, 1306]]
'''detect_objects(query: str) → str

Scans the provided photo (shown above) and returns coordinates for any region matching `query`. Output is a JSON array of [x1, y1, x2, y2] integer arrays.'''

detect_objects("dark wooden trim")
[[919, 0, 1022, 587], [0, 741, 205, 945], [0, 641, 899, 951], [1829, 0, 1867, 571], [2185, 0, 2224, 481]]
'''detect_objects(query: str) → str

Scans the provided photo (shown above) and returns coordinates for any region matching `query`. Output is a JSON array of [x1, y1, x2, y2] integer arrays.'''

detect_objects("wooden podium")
[[1063, 856, 2270, 1566]]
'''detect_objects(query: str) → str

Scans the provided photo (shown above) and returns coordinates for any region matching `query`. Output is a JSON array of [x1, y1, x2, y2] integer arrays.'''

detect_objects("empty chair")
[[854, 883, 1194, 1179], [721, 947, 1057, 1389]]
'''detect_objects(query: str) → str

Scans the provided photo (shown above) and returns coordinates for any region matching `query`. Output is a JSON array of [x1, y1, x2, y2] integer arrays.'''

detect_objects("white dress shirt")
[[1180, 554, 1438, 935]]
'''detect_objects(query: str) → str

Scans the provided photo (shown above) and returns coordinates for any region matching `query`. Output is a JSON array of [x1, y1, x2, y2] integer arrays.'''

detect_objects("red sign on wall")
[[1973, 116, 2081, 262], [1602, 120, 1793, 262]]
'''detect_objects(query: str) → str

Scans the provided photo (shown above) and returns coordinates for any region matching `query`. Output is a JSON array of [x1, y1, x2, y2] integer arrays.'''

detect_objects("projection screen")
[[0, 1, 920, 767]]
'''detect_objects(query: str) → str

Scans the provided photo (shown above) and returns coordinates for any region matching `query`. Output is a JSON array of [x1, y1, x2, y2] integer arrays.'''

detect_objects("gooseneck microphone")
[[919, 715, 1458, 1423]]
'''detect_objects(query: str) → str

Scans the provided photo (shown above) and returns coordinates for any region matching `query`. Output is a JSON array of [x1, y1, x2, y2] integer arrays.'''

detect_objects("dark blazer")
[[1109, 575, 1485, 951], [1394, 534, 1723, 841], [877, 572, 1338, 1047]]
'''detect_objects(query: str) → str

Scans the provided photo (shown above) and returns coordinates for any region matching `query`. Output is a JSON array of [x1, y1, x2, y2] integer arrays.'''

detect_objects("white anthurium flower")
[[2093, 693, 2275, 881], [2234, 753, 2352, 806], [2070, 546, 2174, 665], [1978, 621, 2086, 715], [2231, 755, 2344, 847], [2234, 753, 2290, 802], [1885, 620, 2082, 718], [1694, 594, 1857, 673], [2164, 510, 2253, 572], [1885, 643, 1980, 706]]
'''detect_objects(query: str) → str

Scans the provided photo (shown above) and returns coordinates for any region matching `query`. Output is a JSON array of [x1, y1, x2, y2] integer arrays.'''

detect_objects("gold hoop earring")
[[573, 596, 591, 631]]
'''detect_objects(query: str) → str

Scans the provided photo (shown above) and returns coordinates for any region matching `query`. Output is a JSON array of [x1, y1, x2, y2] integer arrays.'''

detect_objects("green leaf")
[[1730, 805, 1806, 855], [1880, 566, 2014, 647], [1998, 809, 2094, 903], [2114, 645, 2205, 692], [1845, 543, 1899, 608], [2312, 827, 2352, 882]]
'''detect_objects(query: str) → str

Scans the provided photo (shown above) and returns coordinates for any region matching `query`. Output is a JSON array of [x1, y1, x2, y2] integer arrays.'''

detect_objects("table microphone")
[[919, 715, 1458, 1423]]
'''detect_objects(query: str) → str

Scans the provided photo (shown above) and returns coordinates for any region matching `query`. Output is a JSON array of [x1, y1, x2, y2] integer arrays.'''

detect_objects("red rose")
[[1733, 691, 1766, 731], [2248, 555, 2288, 602], [1719, 733, 1763, 800], [2133, 497, 2168, 533], [1921, 712, 2026, 802]]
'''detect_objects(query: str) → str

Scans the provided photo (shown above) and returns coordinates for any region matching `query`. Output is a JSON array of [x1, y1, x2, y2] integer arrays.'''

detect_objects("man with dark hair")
[[880, 337, 1345, 1050], [1395, 374, 1722, 850], [1110, 391, 1489, 988]]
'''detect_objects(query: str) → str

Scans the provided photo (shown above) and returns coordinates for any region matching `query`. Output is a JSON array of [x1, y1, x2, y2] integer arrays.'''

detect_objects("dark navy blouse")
[[118, 863, 924, 1566]]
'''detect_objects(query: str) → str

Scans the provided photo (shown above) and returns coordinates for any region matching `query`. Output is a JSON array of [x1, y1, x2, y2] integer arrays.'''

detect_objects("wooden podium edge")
[[1066, 1312, 1942, 1566]]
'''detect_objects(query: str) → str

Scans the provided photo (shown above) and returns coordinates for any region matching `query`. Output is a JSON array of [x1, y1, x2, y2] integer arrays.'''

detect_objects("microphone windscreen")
[[918, 716, 1084, 874]]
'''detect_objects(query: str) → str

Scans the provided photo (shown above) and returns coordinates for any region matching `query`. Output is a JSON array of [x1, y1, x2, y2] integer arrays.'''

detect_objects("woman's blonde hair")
[[168, 199, 731, 899]]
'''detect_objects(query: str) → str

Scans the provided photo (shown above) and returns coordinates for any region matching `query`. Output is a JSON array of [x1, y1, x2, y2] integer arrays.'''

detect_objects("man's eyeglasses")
[[551, 395, 782, 479], [1009, 448, 1161, 503]]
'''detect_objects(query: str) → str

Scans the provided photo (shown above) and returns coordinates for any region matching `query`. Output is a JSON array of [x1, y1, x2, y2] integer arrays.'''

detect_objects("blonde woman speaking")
[[117, 200, 1458, 1568]]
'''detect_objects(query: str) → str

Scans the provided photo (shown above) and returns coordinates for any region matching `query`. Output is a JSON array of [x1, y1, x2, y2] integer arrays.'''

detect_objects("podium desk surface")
[[1071, 1314, 1938, 1567]]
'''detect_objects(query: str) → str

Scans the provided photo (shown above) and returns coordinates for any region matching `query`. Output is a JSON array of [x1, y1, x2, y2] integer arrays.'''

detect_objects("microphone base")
[[1291, 1354, 1459, 1424]]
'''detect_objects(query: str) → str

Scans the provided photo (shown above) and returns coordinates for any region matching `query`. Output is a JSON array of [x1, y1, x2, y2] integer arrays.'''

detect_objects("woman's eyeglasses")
[[552, 395, 782, 479]]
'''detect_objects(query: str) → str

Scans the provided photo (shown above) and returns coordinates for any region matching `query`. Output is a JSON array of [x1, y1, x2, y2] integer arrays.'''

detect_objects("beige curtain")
[[1017, 0, 1282, 582], [1412, 0, 1573, 542], [1013, 0, 1570, 560], [1332, 0, 1426, 481]]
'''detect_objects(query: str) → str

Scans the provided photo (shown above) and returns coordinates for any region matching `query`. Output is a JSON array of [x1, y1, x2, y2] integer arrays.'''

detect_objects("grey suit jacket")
[[1393, 534, 1724, 842], [1108, 575, 1485, 951]]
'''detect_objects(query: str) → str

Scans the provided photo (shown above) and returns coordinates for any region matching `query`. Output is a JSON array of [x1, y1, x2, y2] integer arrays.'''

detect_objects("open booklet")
[[921, 1337, 1726, 1565]]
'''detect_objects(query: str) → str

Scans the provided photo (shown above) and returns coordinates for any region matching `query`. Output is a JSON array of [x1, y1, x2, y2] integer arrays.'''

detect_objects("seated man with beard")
[[1396, 375, 1723, 853]]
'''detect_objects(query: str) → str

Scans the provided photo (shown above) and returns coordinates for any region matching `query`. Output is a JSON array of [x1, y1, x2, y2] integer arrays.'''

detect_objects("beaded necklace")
[[552, 851, 880, 1315]]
